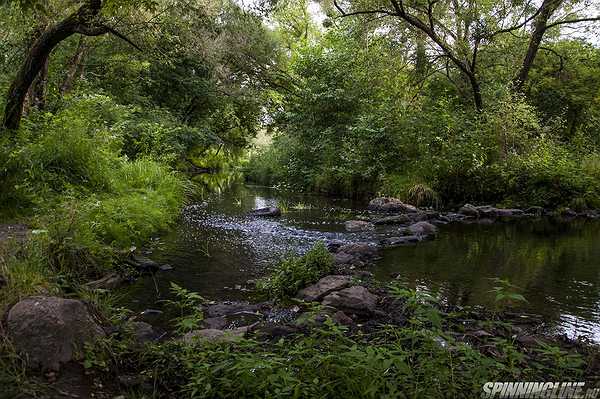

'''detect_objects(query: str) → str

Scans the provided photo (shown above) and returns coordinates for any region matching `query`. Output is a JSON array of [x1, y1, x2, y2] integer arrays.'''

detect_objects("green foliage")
[[94, 316, 591, 399], [257, 242, 334, 300], [488, 278, 528, 312], [0, 95, 187, 275], [162, 282, 205, 334], [0, 236, 60, 314]]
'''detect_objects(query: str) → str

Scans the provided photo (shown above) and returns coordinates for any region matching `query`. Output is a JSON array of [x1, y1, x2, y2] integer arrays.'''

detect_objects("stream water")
[[120, 180, 600, 342]]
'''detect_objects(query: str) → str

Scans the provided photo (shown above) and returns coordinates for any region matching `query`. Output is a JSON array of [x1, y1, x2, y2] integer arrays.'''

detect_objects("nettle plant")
[[161, 282, 205, 334], [488, 277, 527, 312]]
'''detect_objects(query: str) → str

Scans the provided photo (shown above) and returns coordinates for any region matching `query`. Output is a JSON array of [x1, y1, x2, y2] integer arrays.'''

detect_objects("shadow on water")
[[120, 177, 600, 341]]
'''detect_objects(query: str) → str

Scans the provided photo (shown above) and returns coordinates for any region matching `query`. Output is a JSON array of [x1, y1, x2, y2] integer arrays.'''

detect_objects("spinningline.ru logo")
[[481, 382, 600, 398]]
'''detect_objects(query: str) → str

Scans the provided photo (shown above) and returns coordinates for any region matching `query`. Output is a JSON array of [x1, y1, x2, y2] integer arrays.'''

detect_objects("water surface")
[[121, 183, 600, 341]]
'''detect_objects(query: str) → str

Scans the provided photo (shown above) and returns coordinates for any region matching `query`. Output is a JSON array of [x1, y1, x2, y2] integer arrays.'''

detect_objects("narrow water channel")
[[120, 182, 600, 342]]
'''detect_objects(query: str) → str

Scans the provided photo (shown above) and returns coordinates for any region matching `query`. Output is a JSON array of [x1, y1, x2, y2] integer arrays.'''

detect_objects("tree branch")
[[545, 16, 600, 29]]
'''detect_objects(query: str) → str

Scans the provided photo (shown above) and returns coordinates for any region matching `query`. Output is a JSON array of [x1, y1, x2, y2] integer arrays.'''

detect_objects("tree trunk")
[[514, 0, 562, 90], [30, 56, 50, 110], [469, 75, 483, 111], [414, 32, 428, 80], [60, 37, 88, 95], [2, 0, 106, 131]]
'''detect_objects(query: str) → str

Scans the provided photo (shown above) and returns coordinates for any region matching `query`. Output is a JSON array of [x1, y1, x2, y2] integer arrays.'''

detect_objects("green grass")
[[76, 282, 596, 399]]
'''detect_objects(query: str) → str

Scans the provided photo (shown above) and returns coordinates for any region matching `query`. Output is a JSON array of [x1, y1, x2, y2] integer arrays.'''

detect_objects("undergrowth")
[[256, 242, 334, 300]]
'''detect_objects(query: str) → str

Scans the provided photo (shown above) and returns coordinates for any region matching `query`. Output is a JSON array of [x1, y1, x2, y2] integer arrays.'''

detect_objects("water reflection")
[[121, 181, 600, 342]]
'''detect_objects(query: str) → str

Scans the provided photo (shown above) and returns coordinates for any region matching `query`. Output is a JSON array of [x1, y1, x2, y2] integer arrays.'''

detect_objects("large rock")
[[334, 243, 379, 267], [6, 296, 105, 370], [344, 220, 374, 232], [296, 275, 353, 302], [321, 286, 378, 315], [368, 198, 418, 213], [408, 221, 438, 237], [249, 207, 281, 217]]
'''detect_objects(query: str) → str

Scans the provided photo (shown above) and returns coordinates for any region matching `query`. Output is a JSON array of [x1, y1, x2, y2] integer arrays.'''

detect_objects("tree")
[[1, 0, 143, 131], [329, 0, 600, 110]]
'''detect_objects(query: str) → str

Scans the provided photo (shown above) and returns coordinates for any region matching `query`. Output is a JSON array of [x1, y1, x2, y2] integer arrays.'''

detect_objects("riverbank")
[[3, 251, 599, 398], [3, 184, 600, 398]]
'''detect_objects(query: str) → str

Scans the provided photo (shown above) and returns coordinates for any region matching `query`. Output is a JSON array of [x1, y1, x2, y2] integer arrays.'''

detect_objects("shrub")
[[257, 242, 334, 300], [0, 96, 188, 272]]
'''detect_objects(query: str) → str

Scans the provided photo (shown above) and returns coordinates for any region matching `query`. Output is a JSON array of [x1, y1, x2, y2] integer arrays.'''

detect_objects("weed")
[[257, 242, 333, 300]]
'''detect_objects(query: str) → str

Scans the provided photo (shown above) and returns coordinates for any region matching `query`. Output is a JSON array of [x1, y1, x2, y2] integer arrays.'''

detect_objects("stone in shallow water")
[[321, 286, 379, 315], [249, 207, 281, 217], [408, 221, 438, 237], [381, 236, 421, 247], [7, 296, 106, 371], [296, 275, 353, 302], [334, 243, 379, 267], [344, 220, 374, 232]]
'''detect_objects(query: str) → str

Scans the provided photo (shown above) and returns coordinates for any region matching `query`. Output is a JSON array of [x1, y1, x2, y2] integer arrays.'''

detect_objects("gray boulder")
[[368, 198, 418, 213], [344, 220, 374, 232], [322, 286, 379, 315], [6, 296, 105, 370], [296, 275, 353, 302]]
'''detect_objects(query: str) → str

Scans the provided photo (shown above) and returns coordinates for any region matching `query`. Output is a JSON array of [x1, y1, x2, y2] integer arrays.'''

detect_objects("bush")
[[257, 242, 334, 300], [0, 96, 188, 272]]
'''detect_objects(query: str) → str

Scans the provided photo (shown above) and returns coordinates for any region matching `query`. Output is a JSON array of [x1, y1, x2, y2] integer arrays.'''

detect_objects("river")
[[119, 180, 600, 342]]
